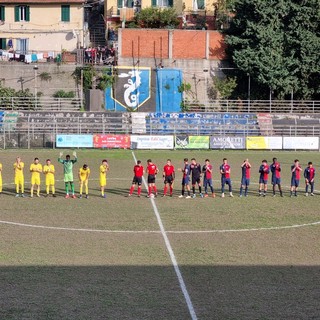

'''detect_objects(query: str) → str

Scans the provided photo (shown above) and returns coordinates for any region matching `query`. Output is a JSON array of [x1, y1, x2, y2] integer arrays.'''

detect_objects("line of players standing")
[[128, 158, 316, 198]]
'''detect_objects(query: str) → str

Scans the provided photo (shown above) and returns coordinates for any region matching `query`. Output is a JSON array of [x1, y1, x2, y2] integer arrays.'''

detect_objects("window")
[[16, 38, 29, 54], [152, 0, 173, 7], [61, 5, 70, 22], [14, 6, 30, 22], [0, 6, 5, 21], [0, 38, 6, 50], [117, 0, 122, 15], [197, 0, 205, 10]]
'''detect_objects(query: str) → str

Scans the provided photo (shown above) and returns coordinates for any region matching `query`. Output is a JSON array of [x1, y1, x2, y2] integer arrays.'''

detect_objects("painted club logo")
[[111, 67, 151, 111]]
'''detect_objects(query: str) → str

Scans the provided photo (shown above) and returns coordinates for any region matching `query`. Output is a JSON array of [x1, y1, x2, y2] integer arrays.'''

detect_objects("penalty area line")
[[131, 151, 197, 320]]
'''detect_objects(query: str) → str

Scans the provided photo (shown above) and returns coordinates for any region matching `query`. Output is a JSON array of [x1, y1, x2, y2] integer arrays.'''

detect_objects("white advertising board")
[[56, 134, 93, 148], [283, 137, 319, 150], [131, 135, 174, 149], [246, 137, 282, 150]]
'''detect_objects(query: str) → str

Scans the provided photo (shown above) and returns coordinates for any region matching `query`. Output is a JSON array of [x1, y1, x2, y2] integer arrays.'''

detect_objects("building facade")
[[0, 0, 85, 53], [105, 0, 218, 30]]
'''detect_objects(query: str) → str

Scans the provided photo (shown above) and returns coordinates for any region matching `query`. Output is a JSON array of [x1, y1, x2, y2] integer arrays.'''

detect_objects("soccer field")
[[0, 149, 320, 319]]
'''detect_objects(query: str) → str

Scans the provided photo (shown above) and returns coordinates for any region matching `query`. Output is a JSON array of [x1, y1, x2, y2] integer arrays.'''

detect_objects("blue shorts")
[[182, 176, 190, 185], [241, 178, 250, 186], [272, 178, 281, 185], [221, 178, 231, 186], [204, 178, 213, 186], [291, 178, 300, 187], [259, 177, 268, 184]]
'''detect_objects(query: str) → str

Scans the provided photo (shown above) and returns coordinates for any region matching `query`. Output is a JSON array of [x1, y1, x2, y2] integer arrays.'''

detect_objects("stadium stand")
[[146, 113, 260, 135], [272, 114, 320, 136]]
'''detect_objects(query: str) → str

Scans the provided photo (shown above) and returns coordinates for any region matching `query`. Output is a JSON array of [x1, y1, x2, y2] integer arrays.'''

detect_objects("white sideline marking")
[[0, 219, 320, 235], [131, 151, 197, 320]]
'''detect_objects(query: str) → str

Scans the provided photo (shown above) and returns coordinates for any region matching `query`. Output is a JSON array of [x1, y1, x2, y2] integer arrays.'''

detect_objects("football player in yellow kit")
[[78, 164, 90, 199], [30, 158, 42, 197], [43, 159, 56, 197], [14, 156, 25, 197], [100, 159, 109, 198]]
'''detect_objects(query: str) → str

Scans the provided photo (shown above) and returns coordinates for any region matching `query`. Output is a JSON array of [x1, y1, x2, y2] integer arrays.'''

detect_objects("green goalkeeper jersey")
[[58, 158, 77, 174]]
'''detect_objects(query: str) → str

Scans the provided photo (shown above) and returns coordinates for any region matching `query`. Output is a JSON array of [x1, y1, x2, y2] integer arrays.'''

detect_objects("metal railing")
[[0, 97, 82, 111], [2, 114, 320, 136], [2, 113, 320, 149], [188, 100, 320, 114]]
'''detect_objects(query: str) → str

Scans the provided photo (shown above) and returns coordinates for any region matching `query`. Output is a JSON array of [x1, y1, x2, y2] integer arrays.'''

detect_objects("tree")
[[73, 66, 114, 92], [226, 0, 320, 99], [134, 7, 179, 29], [210, 77, 237, 99]]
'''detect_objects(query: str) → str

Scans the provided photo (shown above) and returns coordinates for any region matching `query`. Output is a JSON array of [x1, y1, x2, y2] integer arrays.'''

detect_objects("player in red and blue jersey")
[[270, 157, 283, 197], [178, 158, 191, 199], [220, 158, 233, 198], [128, 160, 144, 197], [163, 159, 175, 197], [290, 159, 302, 197], [304, 161, 315, 196], [240, 159, 251, 197], [259, 160, 269, 196], [146, 159, 159, 198], [202, 159, 215, 198]]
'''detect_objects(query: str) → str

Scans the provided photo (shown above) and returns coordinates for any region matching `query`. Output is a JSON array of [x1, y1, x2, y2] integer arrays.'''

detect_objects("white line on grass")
[[166, 221, 320, 233], [0, 220, 161, 233], [1, 219, 320, 235], [131, 151, 197, 320]]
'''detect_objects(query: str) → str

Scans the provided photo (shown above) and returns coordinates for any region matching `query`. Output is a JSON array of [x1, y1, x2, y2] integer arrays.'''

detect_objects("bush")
[[53, 90, 75, 98]]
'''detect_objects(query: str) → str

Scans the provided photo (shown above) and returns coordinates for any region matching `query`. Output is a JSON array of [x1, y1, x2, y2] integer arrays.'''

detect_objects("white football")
[[150, 194, 155, 198]]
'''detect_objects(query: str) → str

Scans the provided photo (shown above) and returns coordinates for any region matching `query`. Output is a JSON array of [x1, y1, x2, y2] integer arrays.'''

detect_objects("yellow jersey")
[[100, 164, 108, 178], [79, 167, 90, 180], [43, 164, 55, 178], [14, 161, 24, 177], [30, 163, 43, 179]]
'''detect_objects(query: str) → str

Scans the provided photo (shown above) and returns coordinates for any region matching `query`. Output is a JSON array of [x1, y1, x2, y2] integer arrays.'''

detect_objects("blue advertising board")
[[56, 135, 93, 148]]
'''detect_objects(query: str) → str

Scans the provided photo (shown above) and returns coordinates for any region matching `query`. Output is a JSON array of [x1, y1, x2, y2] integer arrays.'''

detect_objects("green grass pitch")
[[0, 149, 320, 319]]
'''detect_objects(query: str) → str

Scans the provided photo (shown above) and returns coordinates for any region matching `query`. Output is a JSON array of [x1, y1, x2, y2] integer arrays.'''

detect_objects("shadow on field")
[[1, 265, 319, 319]]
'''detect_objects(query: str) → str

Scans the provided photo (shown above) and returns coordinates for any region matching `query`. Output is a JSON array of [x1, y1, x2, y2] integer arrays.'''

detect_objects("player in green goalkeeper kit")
[[58, 151, 77, 198]]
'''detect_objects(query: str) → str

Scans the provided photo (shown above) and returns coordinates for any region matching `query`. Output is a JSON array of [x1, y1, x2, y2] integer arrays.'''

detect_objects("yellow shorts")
[[45, 177, 55, 186], [15, 176, 24, 185], [100, 178, 107, 187], [31, 176, 41, 185]]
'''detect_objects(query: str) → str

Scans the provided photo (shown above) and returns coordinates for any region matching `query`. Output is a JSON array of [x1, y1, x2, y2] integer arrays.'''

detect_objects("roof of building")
[[0, 0, 85, 3]]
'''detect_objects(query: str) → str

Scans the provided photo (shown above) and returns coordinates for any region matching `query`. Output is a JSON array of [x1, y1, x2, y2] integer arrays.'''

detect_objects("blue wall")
[[156, 69, 182, 113], [105, 67, 182, 112]]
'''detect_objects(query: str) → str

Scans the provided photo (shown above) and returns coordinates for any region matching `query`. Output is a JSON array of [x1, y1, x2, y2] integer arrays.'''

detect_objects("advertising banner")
[[93, 134, 131, 148], [175, 136, 209, 149], [131, 135, 174, 149], [283, 137, 319, 150], [210, 136, 245, 149], [246, 136, 282, 150], [56, 135, 93, 148]]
